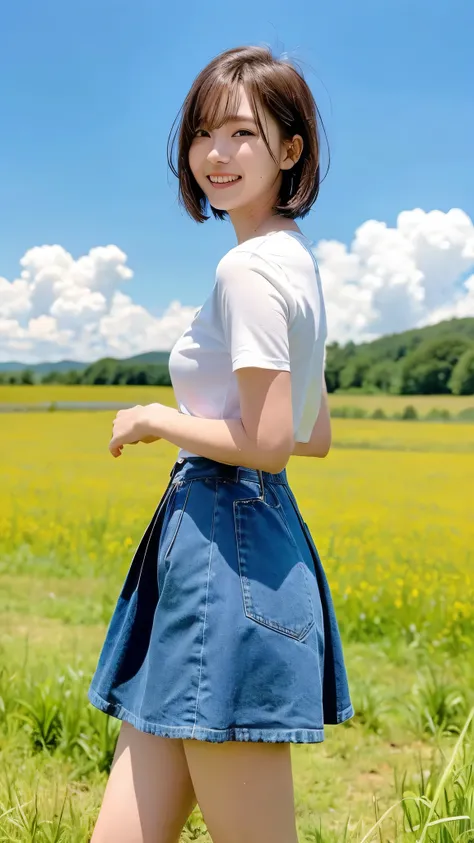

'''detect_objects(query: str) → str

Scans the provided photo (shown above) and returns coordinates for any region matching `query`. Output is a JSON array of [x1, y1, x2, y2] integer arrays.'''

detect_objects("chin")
[[208, 198, 240, 212], [210, 202, 234, 211]]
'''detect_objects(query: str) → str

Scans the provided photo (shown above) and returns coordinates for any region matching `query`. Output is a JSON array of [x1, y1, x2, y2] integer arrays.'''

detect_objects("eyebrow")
[[198, 114, 258, 129], [221, 115, 257, 123]]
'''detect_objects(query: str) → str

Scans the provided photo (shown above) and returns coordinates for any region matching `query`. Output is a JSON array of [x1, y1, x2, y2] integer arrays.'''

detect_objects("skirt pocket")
[[233, 486, 315, 641]]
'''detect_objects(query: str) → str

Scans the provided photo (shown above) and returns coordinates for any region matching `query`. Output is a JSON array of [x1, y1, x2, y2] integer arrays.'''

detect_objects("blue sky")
[[1, 0, 473, 363]]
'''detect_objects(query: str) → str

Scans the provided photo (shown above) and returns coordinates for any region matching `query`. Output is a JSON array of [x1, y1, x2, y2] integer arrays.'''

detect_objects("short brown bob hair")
[[167, 45, 328, 223]]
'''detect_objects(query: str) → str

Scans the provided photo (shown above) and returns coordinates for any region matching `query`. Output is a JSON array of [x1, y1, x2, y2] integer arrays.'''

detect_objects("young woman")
[[88, 45, 354, 843]]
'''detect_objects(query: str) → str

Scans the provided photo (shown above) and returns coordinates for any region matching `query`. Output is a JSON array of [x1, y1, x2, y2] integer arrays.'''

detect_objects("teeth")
[[209, 175, 240, 183]]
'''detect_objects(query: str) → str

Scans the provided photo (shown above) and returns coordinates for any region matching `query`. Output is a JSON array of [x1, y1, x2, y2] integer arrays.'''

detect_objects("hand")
[[108, 405, 161, 458]]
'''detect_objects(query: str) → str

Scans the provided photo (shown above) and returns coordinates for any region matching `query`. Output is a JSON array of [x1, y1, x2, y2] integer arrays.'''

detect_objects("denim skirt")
[[88, 456, 354, 743]]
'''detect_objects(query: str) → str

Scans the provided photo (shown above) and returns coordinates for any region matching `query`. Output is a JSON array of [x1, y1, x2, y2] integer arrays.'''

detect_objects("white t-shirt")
[[168, 230, 327, 462]]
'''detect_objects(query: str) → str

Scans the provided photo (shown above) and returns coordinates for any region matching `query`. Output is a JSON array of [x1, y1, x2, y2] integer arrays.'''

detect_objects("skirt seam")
[[190, 478, 218, 739]]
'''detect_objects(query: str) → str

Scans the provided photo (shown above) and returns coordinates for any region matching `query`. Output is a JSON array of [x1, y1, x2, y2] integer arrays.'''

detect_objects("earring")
[[288, 168, 296, 197]]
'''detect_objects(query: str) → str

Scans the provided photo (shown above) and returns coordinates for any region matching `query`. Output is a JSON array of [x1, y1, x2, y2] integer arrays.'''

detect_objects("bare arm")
[[141, 367, 295, 474], [291, 377, 331, 458]]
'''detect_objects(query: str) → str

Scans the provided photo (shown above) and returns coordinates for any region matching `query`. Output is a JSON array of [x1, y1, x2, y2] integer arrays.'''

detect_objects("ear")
[[280, 135, 303, 170]]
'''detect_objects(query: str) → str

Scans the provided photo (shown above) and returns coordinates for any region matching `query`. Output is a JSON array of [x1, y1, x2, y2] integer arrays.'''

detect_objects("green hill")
[[325, 317, 474, 395], [354, 318, 474, 362]]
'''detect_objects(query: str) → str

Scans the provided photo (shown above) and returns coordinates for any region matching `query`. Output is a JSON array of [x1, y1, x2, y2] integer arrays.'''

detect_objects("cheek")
[[188, 145, 202, 180], [239, 143, 274, 175]]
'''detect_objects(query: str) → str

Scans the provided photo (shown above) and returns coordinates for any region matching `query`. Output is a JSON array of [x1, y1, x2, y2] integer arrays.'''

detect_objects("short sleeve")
[[215, 250, 292, 372]]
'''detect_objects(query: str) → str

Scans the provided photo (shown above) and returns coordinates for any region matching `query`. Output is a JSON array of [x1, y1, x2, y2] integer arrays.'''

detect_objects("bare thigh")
[[90, 722, 197, 843], [182, 739, 299, 843]]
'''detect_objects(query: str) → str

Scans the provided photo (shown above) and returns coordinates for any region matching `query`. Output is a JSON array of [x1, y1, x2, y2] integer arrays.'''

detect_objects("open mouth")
[[207, 176, 242, 186]]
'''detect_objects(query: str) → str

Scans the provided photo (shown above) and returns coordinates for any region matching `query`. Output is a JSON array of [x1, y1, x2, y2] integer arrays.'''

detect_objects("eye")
[[193, 129, 255, 138]]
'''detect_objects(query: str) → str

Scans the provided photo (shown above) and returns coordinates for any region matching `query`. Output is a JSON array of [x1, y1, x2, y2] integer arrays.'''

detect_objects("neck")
[[230, 209, 301, 245]]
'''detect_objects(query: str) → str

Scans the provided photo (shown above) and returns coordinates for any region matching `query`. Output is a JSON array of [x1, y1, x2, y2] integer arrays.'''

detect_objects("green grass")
[[1, 618, 473, 842], [0, 410, 473, 841]]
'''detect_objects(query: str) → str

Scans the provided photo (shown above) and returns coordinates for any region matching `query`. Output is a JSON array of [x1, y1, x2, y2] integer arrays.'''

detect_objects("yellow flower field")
[[1, 405, 472, 654]]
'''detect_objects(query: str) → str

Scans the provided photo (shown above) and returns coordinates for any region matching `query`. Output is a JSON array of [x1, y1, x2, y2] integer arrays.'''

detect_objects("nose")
[[207, 141, 231, 165]]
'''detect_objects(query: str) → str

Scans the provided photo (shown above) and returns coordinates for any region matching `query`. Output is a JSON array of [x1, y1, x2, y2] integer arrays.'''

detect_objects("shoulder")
[[216, 231, 323, 319], [215, 246, 254, 282], [253, 231, 321, 287], [219, 231, 319, 282], [215, 240, 286, 299], [215, 233, 305, 312]]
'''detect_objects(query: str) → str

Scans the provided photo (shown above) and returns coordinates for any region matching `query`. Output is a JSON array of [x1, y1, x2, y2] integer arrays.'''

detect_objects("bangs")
[[189, 76, 270, 144], [192, 78, 241, 131]]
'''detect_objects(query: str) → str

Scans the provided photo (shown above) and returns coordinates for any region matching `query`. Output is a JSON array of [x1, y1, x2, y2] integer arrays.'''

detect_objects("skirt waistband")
[[169, 456, 288, 496]]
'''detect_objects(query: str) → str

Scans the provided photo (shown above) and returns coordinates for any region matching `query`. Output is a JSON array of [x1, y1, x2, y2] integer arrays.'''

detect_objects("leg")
[[182, 739, 299, 843], [90, 722, 197, 843]]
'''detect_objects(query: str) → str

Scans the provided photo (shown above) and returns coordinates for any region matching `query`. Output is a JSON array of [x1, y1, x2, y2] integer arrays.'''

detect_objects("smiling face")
[[188, 83, 301, 232]]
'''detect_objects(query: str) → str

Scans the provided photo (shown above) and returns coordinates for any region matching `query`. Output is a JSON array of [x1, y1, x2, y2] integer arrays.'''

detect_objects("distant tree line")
[[1, 318, 474, 395], [0, 358, 172, 386]]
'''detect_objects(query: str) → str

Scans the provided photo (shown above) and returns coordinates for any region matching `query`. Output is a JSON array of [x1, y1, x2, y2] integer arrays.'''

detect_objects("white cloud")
[[0, 244, 199, 364], [1, 208, 474, 363], [422, 274, 474, 325], [317, 207, 474, 343]]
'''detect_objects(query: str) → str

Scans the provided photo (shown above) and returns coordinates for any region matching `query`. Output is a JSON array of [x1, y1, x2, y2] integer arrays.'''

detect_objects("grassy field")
[[1, 384, 474, 416], [0, 404, 473, 841]]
